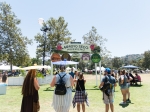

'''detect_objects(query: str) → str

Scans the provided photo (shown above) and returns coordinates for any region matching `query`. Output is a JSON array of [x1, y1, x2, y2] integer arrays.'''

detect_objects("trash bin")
[[0, 83, 7, 95]]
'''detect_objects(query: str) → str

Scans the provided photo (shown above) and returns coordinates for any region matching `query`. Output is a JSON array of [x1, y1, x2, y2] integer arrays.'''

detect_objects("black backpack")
[[55, 74, 67, 95], [100, 76, 113, 98]]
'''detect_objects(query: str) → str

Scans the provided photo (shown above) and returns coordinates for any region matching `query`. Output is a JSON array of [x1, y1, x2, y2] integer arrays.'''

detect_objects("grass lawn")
[[0, 74, 150, 112]]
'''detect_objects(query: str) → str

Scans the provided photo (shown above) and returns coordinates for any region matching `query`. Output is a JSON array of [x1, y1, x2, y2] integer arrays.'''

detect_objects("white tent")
[[96, 66, 105, 71], [66, 67, 71, 70], [52, 61, 79, 65], [21, 65, 51, 70], [0, 65, 21, 70], [120, 65, 139, 69]]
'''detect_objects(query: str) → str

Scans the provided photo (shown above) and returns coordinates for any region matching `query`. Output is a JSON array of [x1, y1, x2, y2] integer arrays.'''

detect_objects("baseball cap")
[[105, 68, 111, 74]]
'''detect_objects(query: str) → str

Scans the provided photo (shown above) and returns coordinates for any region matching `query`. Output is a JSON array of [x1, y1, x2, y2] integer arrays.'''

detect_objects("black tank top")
[[76, 79, 85, 91]]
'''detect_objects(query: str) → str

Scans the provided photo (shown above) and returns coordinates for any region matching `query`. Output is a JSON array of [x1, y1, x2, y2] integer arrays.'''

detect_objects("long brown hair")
[[22, 69, 36, 96], [78, 72, 83, 79], [120, 69, 126, 75]]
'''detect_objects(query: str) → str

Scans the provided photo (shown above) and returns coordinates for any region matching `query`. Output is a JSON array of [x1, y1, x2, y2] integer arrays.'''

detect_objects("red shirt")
[[135, 75, 141, 81]]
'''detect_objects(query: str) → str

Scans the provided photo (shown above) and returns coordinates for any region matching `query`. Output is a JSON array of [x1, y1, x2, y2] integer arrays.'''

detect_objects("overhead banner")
[[61, 44, 91, 53]]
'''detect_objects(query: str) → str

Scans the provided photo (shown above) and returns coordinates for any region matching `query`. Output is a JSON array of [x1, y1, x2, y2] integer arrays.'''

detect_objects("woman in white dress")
[[50, 66, 74, 112]]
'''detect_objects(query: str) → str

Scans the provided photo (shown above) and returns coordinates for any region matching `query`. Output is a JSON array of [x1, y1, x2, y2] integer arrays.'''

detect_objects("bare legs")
[[121, 89, 127, 103], [106, 104, 109, 112], [126, 88, 130, 100], [77, 103, 80, 112], [77, 103, 85, 112], [82, 103, 85, 112], [110, 103, 114, 112], [105, 104, 114, 112]]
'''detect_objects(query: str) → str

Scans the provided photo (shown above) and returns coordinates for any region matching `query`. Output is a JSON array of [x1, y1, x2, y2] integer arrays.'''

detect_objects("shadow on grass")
[[119, 103, 129, 108], [114, 91, 119, 92], [130, 85, 143, 87], [119, 101, 134, 108], [86, 86, 100, 90], [43, 87, 54, 91], [86, 88, 100, 90]]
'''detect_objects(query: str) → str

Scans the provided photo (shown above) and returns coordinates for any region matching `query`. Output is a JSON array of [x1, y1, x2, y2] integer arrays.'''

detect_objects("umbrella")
[[21, 65, 51, 70], [0, 65, 21, 70], [120, 65, 139, 69], [52, 61, 79, 65]]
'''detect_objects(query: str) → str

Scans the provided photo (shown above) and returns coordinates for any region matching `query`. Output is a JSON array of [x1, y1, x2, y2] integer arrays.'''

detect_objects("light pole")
[[38, 18, 51, 66]]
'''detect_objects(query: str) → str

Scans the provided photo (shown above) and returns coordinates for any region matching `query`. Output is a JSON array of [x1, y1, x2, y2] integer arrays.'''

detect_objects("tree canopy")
[[82, 26, 110, 56], [35, 17, 72, 58], [142, 50, 150, 69], [0, 2, 32, 66]]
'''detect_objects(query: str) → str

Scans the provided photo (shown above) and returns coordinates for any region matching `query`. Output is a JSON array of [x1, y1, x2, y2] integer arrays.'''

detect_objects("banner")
[[82, 53, 90, 63], [61, 53, 71, 61], [51, 53, 61, 62], [91, 53, 101, 63], [61, 44, 91, 53], [71, 53, 81, 59]]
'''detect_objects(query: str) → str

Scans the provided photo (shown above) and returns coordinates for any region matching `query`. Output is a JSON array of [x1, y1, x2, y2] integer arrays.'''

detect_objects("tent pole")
[[95, 63, 98, 86], [75, 64, 77, 70]]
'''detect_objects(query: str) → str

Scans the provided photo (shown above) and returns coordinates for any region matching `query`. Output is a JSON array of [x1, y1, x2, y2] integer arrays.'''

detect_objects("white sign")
[[82, 53, 90, 63], [71, 53, 81, 59], [61, 44, 91, 53]]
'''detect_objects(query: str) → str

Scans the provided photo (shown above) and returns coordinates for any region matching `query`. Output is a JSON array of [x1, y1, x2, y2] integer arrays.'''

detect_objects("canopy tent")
[[52, 61, 79, 65], [120, 65, 139, 69], [0, 65, 21, 70], [21, 65, 51, 70], [96, 66, 105, 71], [66, 67, 71, 70]]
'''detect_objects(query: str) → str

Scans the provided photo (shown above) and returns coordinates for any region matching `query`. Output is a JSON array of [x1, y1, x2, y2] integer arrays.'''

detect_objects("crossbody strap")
[[77, 80, 83, 91]]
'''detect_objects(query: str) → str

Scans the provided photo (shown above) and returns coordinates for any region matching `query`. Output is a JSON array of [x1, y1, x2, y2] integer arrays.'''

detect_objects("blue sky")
[[3, 0, 150, 58]]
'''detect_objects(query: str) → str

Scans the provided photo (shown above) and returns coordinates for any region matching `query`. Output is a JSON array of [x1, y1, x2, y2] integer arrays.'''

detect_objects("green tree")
[[82, 26, 110, 56], [142, 50, 150, 69], [137, 58, 143, 68], [30, 58, 42, 65], [102, 56, 112, 68], [82, 26, 110, 69], [0, 2, 32, 68], [111, 57, 122, 69], [35, 17, 72, 58]]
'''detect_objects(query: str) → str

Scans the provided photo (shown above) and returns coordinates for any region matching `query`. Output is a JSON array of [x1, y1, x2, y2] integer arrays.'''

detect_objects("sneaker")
[[119, 102, 126, 105], [126, 99, 131, 103]]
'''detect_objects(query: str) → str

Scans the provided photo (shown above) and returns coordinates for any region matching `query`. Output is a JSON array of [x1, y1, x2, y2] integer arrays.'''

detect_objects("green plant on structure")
[[19, 70, 26, 77], [46, 70, 51, 75], [36, 71, 44, 78]]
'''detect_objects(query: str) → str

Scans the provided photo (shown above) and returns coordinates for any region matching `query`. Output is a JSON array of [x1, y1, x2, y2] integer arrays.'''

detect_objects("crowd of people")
[[20, 66, 142, 112]]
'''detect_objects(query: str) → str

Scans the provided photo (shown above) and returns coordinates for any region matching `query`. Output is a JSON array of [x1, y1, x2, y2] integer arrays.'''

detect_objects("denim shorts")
[[127, 83, 130, 88], [120, 84, 128, 89]]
